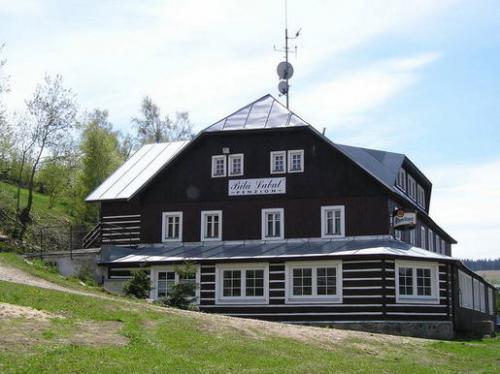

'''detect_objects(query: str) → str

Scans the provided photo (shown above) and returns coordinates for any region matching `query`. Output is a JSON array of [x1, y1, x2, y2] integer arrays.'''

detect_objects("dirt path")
[[0, 262, 112, 299]]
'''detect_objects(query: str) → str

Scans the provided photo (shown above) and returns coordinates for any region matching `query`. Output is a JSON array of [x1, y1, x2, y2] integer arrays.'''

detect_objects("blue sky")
[[1, 0, 499, 259]]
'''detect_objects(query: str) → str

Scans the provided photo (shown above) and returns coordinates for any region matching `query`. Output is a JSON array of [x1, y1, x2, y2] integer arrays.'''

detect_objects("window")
[[420, 226, 426, 249], [417, 185, 426, 208], [394, 229, 402, 241], [395, 261, 439, 303], [270, 151, 286, 174], [157, 271, 176, 298], [228, 154, 244, 176], [458, 270, 473, 309], [261, 208, 284, 240], [397, 168, 407, 191], [154, 266, 199, 301], [473, 278, 480, 311], [321, 206, 345, 238], [428, 229, 434, 252], [409, 229, 416, 246], [488, 288, 494, 315], [408, 175, 417, 200], [211, 155, 226, 177], [287, 150, 304, 173], [286, 261, 342, 303], [216, 263, 268, 304], [441, 239, 446, 255], [162, 212, 183, 242], [435, 236, 441, 254], [201, 210, 222, 241]]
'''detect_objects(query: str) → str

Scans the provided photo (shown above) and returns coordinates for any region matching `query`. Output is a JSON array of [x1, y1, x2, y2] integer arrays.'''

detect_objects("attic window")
[[417, 185, 425, 208], [228, 154, 244, 176], [408, 175, 417, 200], [211, 155, 226, 178], [397, 168, 407, 191], [288, 150, 304, 173]]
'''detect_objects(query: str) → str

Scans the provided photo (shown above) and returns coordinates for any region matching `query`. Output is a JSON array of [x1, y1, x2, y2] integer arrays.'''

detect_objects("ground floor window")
[[395, 260, 439, 304], [152, 267, 199, 301], [286, 261, 342, 303], [216, 263, 268, 304]]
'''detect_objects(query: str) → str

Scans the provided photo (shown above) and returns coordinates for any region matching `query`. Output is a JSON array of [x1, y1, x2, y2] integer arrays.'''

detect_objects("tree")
[[0, 43, 12, 179], [79, 109, 123, 222], [18, 74, 77, 240], [37, 161, 69, 208], [123, 270, 151, 299], [132, 96, 194, 144]]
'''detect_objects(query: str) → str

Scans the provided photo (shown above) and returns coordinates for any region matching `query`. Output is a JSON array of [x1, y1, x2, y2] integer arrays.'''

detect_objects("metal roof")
[[204, 94, 310, 132], [99, 238, 454, 264], [85, 141, 189, 202]]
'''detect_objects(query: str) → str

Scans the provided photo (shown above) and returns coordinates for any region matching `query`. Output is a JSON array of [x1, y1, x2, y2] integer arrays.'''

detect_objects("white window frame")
[[287, 149, 304, 173], [201, 210, 223, 241], [215, 263, 269, 304], [420, 226, 426, 249], [320, 205, 345, 238], [409, 228, 416, 246], [397, 168, 407, 191], [417, 185, 426, 208], [150, 265, 200, 302], [211, 155, 226, 178], [407, 175, 417, 200], [261, 208, 284, 240], [428, 229, 434, 252], [395, 260, 439, 304], [270, 151, 286, 174], [285, 260, 343, 304], [228, 154, 244, 177], [161, 211, 183, 242]]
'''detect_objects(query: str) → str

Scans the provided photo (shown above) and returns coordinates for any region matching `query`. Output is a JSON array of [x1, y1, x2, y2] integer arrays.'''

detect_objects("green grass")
[[0, 279, 499, 373], [0, 180, 74, 223]]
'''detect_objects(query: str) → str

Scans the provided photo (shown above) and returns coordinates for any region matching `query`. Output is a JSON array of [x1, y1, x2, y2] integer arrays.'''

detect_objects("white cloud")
[[427, 159, 500, 259], [294, 52, 440, 146], [2, 0, 456, 132]]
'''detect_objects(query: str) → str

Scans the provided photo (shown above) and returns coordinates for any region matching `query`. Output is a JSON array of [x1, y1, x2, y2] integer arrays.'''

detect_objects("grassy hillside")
[[0, 181, 74, 223], [0, 256, 499, 373]]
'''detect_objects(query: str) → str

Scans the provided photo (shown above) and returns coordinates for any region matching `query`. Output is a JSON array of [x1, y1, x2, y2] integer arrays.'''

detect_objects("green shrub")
[[123, 270, 151, 299]]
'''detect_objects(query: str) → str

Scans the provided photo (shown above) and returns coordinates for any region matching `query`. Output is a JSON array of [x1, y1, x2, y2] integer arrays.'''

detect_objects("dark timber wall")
[[197, 257, 453, 324], [101, 127, 392, 243]]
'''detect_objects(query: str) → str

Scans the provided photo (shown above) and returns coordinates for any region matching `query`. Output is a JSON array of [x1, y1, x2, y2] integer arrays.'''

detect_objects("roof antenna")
[[274, 0, 301, 109]]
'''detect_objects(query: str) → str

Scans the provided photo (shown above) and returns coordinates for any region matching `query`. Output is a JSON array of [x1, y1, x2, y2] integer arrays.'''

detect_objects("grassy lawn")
[[0, 279, 499, 373]]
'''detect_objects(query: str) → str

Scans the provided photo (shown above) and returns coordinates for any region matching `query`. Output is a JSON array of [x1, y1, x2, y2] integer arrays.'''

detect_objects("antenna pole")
[[285, 27, 289, 108]]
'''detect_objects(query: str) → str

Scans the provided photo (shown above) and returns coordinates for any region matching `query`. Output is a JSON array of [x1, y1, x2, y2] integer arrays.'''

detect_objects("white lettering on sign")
[[228, 177, 286, 196], [394, 212, 417, 228]]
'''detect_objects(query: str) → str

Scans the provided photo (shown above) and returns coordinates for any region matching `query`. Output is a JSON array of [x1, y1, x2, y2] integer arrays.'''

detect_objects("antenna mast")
[[275, 0, 300, 108]]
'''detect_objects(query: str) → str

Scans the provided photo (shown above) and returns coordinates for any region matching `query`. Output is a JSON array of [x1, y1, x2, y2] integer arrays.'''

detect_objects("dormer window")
[[228, 154, 244, 176], [211, 155, 226, 178], [288, 150, 304, 173], [397, 168, 407, 191], [417, 185, 425, 208], [408, 175, 416, 200]]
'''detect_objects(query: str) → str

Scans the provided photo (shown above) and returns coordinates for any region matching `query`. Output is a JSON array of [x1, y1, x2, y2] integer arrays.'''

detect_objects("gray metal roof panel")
[[100, 238, 454, 264]]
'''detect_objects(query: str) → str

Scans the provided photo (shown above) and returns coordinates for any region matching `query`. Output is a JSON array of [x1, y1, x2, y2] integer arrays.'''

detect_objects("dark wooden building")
[[86, 95, 496, 339]]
